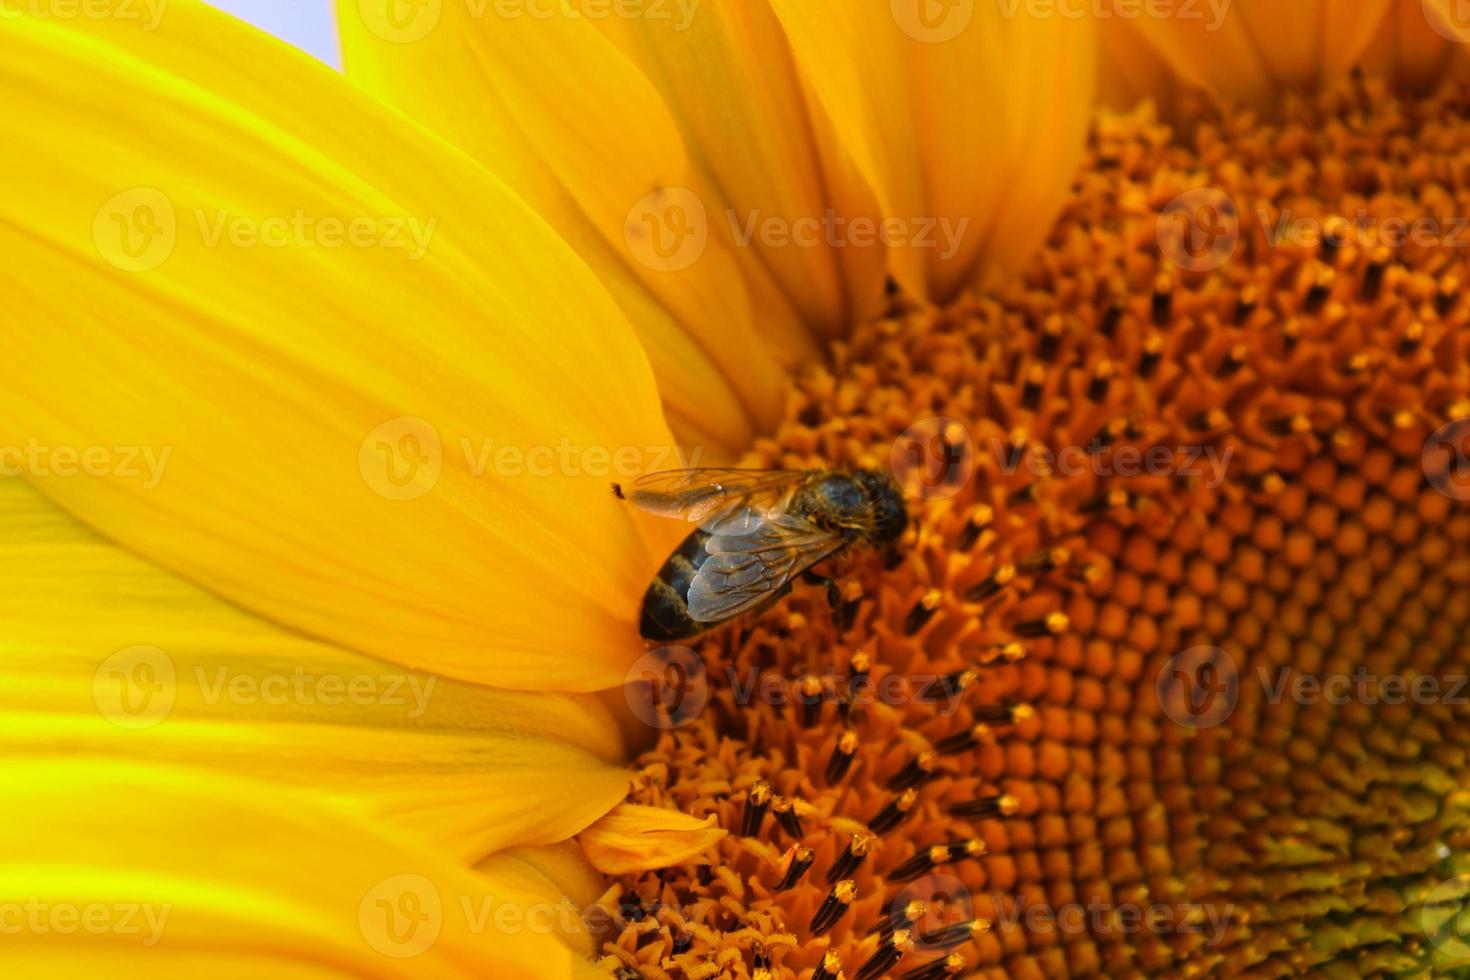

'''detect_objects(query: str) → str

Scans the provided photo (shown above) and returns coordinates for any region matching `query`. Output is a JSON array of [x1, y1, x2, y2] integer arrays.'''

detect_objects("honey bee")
[[622, 467, 908, 641]]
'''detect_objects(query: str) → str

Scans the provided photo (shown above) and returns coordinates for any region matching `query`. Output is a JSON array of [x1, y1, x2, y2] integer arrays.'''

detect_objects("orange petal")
[[579, 803, 728, 875]]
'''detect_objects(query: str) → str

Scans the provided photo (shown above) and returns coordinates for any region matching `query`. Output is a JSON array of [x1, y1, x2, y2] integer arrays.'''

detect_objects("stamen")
[[775, 845, 814, 891], [1013, 611, 1068, 637], [957, 505, 993, 551], [873, 899, 927, 941], [1038, 314, 1063, 361], [772, 796, 805, 840], [903, 952, 968, 979], [887, 751, 940, 791], [824, 731, 859, 784], [827, 832, 877, 884], [917, 919, 991, 951], [918, 668, 976, 703], [903, 589, 944, 635], [811, 951, 843, 980], [1234, 284, 1258, 323], [810, 880, 857, 937], [795, 674, 824, 728], [1087, 359, 1114, 402], [855, 928, 915, 980], [949, 792, 1019, 820], [1021, 362, 1045, 410], [963, 563, 1014, 601], [890, 839, 988, 882], [1151, 272, 1172, 325], [740, 781, 771, 837], [868, 788, 919, 835]]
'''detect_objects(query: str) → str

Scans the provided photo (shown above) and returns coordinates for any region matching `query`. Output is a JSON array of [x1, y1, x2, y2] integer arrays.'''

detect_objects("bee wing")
[[626, 468, 810, 529], [686, 507, 847, 624]]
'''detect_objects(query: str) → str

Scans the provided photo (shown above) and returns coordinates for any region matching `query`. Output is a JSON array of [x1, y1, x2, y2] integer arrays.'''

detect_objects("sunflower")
[[6, 1, 1470, 978]]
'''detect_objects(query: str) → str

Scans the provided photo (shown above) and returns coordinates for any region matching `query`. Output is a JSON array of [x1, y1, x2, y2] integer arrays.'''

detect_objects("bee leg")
[[801, 571, 843, 611]]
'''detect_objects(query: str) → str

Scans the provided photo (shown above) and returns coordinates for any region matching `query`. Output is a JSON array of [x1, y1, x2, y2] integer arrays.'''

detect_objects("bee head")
[[856, 469, 908, 545]]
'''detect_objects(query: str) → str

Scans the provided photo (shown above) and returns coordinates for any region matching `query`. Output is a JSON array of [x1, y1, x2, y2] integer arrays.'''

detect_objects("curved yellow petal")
[[578, 802, 727, 874], [338, 1, 801, 448], [0, 759, 607, 978], [0, 476, 628, 863], [1104, 0, 1394, 112], [0, 3, 683, 692], [766, 0, 1096, 300], [585, 4, 890, 336]]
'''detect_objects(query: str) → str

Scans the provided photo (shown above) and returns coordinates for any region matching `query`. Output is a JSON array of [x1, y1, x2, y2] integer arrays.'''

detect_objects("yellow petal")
[[338, 0, 800, 447], [0, 759, 607, 978], [578, 802, 727, 874], [0, 476, 628, 863], [586, 4, 891, 336], [766, 0, 1096, 299], [0, 3, 683, 692], [1106, 0, 1394, 112]]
